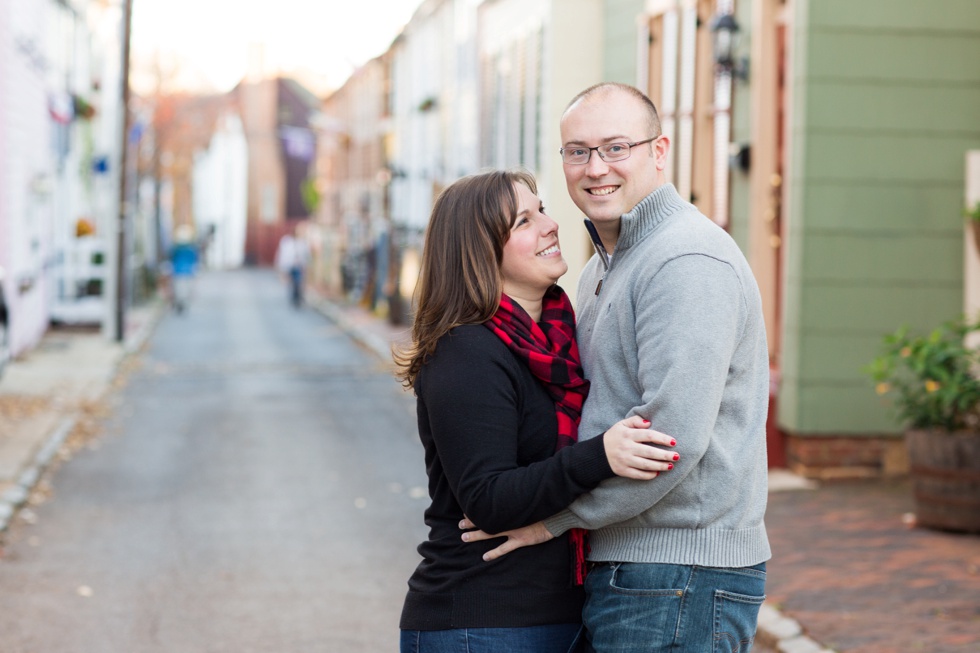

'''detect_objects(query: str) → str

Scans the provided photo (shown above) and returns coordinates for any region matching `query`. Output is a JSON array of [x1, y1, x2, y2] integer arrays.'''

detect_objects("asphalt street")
[[0, 269, 429, 652]]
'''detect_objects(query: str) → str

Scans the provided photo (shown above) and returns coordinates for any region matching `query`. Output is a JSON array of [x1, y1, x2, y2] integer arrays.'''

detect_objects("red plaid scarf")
[[485, 285, 592, 585]]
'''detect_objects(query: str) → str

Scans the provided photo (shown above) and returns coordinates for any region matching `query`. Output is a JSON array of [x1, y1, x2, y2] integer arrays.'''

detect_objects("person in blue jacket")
[[170, 225, 198, 314]]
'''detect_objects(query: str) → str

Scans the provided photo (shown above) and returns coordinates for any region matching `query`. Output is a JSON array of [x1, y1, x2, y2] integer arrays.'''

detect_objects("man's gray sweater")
[[544, 183, 771, 568]]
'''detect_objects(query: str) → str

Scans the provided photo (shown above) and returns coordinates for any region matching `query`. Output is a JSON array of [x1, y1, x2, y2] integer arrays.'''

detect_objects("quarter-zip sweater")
[[543, 183, 771, 568], [400, 325, 615, 630]]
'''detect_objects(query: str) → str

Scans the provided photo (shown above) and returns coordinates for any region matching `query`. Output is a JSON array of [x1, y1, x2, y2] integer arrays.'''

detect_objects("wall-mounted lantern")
[[728, 142, 751, 173], [709, 12, 749, 81]]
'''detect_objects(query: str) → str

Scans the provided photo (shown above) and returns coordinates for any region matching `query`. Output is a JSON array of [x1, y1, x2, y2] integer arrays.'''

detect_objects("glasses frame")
[[559, 136, 660, 165]]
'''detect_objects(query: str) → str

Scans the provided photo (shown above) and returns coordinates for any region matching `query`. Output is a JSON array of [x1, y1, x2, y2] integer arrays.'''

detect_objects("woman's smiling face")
[[500, 182, 567, 300]]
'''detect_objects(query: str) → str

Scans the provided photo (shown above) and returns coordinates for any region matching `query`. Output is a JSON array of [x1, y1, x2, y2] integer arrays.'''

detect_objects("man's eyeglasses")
[[559, 136, 660, 165]]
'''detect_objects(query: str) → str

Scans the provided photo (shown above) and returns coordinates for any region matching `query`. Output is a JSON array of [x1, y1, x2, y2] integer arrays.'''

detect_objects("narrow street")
[[0, 269, 428, 652]]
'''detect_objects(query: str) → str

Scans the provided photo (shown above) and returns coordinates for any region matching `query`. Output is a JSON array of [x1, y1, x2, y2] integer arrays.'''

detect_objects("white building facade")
[[192, 111, 248, 270], [0, 0, 125, 356], [478, 0, 605, 302]]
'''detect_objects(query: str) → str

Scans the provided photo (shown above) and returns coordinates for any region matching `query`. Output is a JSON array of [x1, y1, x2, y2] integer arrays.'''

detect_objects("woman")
[[395, 170, 678, 653]]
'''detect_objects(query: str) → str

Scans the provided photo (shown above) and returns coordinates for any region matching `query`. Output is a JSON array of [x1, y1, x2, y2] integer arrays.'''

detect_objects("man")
[[464, 83, 771, 651], [275, 228, 310, 308]]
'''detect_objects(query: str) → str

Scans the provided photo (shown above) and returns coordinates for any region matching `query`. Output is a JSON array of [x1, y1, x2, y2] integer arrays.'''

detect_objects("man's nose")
[[584, 149, 610, 176]]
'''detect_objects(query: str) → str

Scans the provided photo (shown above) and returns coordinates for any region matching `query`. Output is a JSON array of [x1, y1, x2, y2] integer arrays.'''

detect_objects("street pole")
[[114, 0, 134, 342]]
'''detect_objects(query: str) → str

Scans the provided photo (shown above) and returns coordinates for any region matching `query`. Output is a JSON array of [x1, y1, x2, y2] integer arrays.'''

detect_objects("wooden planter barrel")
[[906, 429, 980, 533]]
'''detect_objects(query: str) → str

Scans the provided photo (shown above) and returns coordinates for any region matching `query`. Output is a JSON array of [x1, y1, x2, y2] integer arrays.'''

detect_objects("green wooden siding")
[[603, 0, 647, 84], [779, 0, 980, 435]]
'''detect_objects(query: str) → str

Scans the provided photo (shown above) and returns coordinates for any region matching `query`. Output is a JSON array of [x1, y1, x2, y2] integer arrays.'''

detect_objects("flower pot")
[[905, 429, 980, 533]]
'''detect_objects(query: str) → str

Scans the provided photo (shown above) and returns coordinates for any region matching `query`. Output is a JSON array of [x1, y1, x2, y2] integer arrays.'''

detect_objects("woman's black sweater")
[[400, 326, 614, 630]]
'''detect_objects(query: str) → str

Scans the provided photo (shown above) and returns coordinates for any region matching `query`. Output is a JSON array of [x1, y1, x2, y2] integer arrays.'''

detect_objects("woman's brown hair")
[[394, 169, 538, 389]]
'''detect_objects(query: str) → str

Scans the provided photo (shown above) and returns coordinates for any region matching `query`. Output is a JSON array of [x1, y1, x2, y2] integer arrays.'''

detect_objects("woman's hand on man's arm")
[[602, 415, 678, 480]]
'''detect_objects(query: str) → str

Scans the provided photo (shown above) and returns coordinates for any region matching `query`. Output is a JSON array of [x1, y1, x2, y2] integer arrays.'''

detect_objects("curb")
[[0, 300, 165, 537], [311, 297, 395, 362], [757, 603, 834, 652], [0, 418, 74, 533]]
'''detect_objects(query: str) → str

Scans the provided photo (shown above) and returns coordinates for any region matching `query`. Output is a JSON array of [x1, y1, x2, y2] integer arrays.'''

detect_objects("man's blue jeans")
[[400, 623, 582, 653], [582, 562, 766, 653]]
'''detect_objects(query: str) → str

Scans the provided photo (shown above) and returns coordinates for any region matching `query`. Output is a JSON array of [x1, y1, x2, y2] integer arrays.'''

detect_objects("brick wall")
[[786, 434, 909, 480]]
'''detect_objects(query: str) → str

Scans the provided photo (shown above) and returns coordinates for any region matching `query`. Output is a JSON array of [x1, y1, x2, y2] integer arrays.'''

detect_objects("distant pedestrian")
[[275, 229, 310, 308], [169, 225, 198, 314]]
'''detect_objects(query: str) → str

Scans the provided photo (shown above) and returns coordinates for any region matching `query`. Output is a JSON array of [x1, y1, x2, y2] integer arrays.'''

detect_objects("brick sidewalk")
[[762, 478, 980, 652]]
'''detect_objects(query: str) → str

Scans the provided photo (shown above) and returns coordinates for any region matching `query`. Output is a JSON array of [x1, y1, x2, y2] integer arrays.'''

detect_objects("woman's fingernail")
[[642, 419, 650, 425], [461, 533, 469, 541], [667, 463, 674, 470], [673, 453, 680, 461], [670, 439, 676, 446]]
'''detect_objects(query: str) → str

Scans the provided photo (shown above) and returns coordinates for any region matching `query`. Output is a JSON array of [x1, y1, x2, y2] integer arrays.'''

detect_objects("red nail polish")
[[670, 439, 676, 446], [673, 453, 680, 461], [667, 463, 673, 470]]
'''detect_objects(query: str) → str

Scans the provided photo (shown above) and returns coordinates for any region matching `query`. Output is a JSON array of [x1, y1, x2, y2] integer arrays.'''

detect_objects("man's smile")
[[587, 186, 618, 196]]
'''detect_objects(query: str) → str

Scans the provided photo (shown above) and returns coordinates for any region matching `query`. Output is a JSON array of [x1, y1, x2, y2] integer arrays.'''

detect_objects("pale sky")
[[130, 0, 427, 96]]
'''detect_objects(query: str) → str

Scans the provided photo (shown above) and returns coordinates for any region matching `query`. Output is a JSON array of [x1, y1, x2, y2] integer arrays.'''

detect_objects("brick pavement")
[[763, 478, 980, 652]]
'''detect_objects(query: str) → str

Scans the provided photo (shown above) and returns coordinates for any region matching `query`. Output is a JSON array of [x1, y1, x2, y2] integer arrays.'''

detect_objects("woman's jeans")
[[400, 623, 582, 653], [582, 562, 766, 653]]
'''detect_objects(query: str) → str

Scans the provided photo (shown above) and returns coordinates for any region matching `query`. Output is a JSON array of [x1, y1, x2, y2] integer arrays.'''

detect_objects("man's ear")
[[654, 135, 671, 172]]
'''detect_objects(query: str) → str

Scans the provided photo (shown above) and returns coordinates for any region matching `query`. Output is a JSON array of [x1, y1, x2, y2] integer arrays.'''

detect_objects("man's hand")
[[459, 518, 554, 561]]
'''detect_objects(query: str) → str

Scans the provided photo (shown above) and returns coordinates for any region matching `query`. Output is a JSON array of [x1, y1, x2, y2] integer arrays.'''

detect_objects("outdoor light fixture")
[[709, 11, 749, 81]]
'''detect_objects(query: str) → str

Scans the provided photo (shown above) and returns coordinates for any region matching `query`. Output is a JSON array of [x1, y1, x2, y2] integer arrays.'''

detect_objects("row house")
[[136, 73, 314, 288], [191, 110, 248, 271], [313, 0, 980, 476], [314, 55, 391, 314], [0, 0, 128, 362], [238, 77, 320, 266], [144, 91, 246, 272], [385, 0, 481, 321]]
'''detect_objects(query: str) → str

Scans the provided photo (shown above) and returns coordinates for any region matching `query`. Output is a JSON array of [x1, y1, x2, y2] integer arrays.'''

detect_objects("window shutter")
[[676, 5, 698, 201], [659, 8, 680, 185]]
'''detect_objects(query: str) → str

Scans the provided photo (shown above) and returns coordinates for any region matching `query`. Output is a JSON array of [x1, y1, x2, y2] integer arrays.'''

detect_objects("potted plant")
[[866, 316, 980, 533]]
